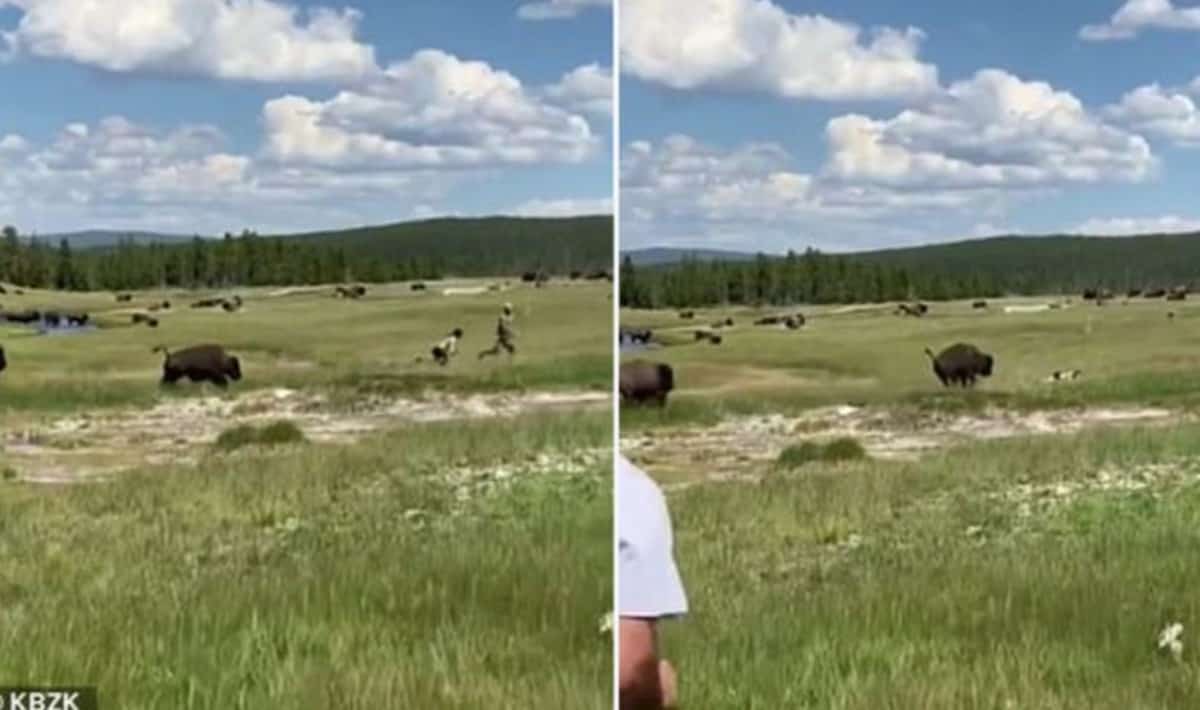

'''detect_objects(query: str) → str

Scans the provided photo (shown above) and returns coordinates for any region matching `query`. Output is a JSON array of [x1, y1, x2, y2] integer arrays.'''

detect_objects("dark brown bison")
[[411, 282, 427, 291], [191, 298, 223, 309], [5, 310, 40, 324], [972, 300, 988, 309], [678, 310, 695, 320], [784, 314, 805, 329], [620, 360, 674, 406], [1145, 289, 1167, 298], [115, 293, 133, 302], [925, 343, 994, 387], [754, 315, 781, 326], [155, 344, 242, 387], [0, 345, 6, 373], [1127, 289, 1143, 298]]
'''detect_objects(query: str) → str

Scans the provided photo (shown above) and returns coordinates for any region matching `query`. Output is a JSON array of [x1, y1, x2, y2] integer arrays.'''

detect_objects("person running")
[[478, 302, 517, 359], [618, 455, 688, 709], [430, 327, 463, 366]]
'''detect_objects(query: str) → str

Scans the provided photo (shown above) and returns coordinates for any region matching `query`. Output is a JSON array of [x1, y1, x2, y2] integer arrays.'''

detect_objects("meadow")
[[621, 296, 1200, 708], [0, 278, 613, 708]]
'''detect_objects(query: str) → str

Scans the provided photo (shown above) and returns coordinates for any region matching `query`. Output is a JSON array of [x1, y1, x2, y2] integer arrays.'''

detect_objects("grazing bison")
[[1127, 289, 1143, 298], [1145, 289, 1167, 298], [924, 343, 994, 387], [155, 344, 242, 387], [0, 345, 5, 373], [1168, 287, 1188, 301], [5, 310, 40, 324], [1082, 289, 1098, 300], [569, 270, 583, 280], [42, 311, 61, 327], [896, 303, 927, 317], [116, 293, 133, 302], [972, 300, 988, 309], [678, 310, 695, 320], [708, 334, 723, 345], [191, 298, 223, 309], [784, 314, 805, 329], [411, 282, 427, 291], [754, 315, 781, 326], [65, 313, 88, 326], [620, 360, 674, 406], [131, 313, 158, 327]]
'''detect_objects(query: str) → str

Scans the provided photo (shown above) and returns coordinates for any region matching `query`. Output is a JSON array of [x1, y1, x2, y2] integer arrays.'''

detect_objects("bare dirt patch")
[[624, 405, 1182, 488], [3, 387, 609, 484]]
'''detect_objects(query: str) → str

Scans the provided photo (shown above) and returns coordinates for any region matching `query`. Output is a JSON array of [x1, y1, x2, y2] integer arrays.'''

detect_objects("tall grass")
[[0, 412, 612, 708]]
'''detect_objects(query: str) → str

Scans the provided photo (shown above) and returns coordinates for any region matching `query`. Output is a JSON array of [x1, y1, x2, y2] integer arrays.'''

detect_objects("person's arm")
[[619, 617, 677, 709]]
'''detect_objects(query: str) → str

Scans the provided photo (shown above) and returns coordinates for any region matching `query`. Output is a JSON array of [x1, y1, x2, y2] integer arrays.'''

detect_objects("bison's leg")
[[210, 374, 229, 388], [161, 368, 182, 385]]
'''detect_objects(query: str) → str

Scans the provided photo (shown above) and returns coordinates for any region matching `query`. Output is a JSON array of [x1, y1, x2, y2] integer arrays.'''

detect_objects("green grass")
[[214, 420, 307, 451], [0, 412, 612, 708], [0, 279, 613, 708], [621, 297, 1200, 430], [0, 279, 612, 420], [776, 438, 867, 469], [656, 426, 1200, 708], [624, 296, 1200, 707]]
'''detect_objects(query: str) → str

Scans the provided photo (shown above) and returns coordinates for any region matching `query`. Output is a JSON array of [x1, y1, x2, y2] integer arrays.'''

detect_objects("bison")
[[411, 282, 427, 291], [155, 344, 242, 388], [784, 314, 805, 329], [924, 343, 994, 388], [1145, 289, 1167, 299], [678, 310, 695, 320], [620, 360, 674, 407], [115, 293, 133, 302], [972, 300, 988, 309], [0, 345, 6, 373]]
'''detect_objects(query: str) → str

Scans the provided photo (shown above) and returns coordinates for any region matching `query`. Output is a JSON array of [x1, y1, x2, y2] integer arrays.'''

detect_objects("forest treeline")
[[621, 233, 1200, 309], [0, 215, 612, 291]]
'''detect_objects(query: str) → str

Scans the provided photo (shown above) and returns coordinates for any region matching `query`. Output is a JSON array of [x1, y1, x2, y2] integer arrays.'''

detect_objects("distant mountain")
[[622, 247, 761, 266], [37, 230, 196, 248]]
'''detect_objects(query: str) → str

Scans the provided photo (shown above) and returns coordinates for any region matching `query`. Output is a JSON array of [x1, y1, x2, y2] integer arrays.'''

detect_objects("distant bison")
[[1127, 289, 1143, 298], [586, 269, 612, 281], [569, 270, 583, 280], [65, 313, 88, 326], [972, 300, 988, 309], [155, 344, 242, 387], [5, 310, 40, 324], [784, 314, 805, 329], [132, 313, 158, 327], [754, 315, 781, 326], [925, 343, 994, 387], [411, 282, 427, 291], [115, 293, 133, 302], [0, 345, 6, 373], [896, 303, 928, 317], [620, 360, 674, 406], [1145, 289, 1167, 299], [191, 298, 224, 309]]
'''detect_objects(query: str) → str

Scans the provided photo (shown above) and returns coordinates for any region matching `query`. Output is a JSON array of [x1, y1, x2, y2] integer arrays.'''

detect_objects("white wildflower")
[[1158, 622, 1184, 661], [599, 611, 613, 635]]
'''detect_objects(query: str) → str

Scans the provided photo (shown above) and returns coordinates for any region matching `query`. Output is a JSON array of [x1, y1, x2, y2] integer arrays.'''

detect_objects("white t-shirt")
[[618, 456, 688, 618]]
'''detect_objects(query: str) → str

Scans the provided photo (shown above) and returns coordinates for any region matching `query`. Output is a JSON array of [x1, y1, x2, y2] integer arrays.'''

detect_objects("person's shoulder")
[[618, 456, 671, 523]]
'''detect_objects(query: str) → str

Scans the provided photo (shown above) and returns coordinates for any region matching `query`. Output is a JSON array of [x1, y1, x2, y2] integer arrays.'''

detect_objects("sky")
[[619, 0, 1200, 253], [0, 0, 612, 236]]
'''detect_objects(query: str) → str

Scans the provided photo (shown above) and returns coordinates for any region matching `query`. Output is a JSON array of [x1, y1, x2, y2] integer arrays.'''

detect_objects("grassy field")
[[0, 279, 613, 708], [621, 296, 1200, 708], [2, 279, 611, 417]]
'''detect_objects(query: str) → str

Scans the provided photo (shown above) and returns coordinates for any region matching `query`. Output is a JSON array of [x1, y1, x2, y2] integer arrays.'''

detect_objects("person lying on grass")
[[618, 455, 688, 709]]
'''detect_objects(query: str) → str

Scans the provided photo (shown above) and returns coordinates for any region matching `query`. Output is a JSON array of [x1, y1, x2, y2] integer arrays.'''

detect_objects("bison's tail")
[[923, 347, 936, 361]]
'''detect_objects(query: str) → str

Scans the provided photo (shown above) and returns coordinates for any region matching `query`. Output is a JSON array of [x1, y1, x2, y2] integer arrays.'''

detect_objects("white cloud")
[[1072, 215, 1200, 235], [545, 63, 612, 119], [517, 0, 609, 21], [1080, 0, 1200, 41], [0, 116, 467, 234], [0, 0, 377, 81], [620, 0, 938, 100], [824, 70, 1155, 189], [508, 197, 612, 217], [1106, 83, 1200, 146], [261, 49, 598, 169]]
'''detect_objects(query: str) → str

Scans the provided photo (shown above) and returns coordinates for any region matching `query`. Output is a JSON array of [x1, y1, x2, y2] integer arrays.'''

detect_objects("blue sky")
[[0, 0, 612, 235], [619, 0, 1200, 253]]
